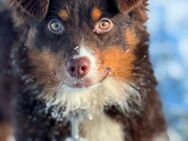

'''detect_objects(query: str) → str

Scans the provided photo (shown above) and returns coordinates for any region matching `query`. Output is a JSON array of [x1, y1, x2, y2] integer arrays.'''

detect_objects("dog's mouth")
[[69, 68, 111, 89]]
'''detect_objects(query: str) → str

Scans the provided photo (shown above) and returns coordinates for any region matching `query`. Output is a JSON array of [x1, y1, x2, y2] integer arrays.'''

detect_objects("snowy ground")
[[148, 0, 188, 140]]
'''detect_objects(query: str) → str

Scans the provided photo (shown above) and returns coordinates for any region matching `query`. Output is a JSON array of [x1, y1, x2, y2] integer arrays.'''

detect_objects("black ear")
[[115, 0, 145, 13], [7, 0, 50, 21]]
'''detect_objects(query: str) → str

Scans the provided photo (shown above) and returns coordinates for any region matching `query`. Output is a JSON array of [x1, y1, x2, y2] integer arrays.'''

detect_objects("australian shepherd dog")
[[0, 0, 169, 141]]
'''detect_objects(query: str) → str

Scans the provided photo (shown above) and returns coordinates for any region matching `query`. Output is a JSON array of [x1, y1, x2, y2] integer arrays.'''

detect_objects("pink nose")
[[66, 57, 91, 78]]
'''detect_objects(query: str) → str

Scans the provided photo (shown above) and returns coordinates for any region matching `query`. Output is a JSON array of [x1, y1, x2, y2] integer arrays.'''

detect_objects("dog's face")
[[9, 0, 148, 113]]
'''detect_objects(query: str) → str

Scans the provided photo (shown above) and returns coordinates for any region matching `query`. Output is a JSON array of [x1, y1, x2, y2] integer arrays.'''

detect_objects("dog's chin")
[[67, 77, 106, 91], [69, 80, 98, 89], [63, 81, 101, 94], [62, 79, 105, 95]]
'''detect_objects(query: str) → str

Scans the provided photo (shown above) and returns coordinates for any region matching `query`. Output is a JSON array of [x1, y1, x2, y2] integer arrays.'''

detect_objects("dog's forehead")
[[51, 0, 102, 10], [49, 0, 106, 22]]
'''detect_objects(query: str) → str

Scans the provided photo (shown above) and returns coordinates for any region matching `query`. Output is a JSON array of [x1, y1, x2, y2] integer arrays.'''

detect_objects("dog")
[[0, 0, 169, 140]]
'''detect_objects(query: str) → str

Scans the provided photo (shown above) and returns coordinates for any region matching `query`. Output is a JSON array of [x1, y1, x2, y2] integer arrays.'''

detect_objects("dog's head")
[[8, 0, 149, 114]]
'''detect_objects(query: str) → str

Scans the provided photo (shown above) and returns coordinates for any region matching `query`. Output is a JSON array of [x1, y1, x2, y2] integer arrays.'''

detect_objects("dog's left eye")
[[93, 18, 113, 34], [47, 19, 64, 35]]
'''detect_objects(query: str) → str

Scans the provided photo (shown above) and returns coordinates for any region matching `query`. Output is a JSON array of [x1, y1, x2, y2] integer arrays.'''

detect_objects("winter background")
[[148, 0, 188, 140], [0, 0, 187, 140]]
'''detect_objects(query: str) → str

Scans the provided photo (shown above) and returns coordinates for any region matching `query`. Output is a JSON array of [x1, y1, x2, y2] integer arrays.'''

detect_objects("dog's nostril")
[[81, 66, 87, 72], [67, 57, 91, 78], [70, 66, 75, 72]]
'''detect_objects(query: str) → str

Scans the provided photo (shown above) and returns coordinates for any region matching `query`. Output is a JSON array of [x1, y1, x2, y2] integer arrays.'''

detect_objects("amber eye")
[[94, 18, 113, 34], [48, 19, 64, 35]]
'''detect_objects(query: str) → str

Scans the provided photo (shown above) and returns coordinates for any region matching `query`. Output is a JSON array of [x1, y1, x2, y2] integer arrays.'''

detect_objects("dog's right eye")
[[47, 19, 64, 35]]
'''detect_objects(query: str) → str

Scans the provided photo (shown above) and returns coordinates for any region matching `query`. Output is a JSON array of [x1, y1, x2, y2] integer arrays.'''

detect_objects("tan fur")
[[125, 28, 139, 48], [28, 48, 61, 88], [99, 46, 136, 81], [91, 7, 102, 22], [58, 9, 69, 21]]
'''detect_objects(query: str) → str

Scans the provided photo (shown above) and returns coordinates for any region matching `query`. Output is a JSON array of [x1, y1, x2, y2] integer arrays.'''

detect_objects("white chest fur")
[[80, 113, 124, 141], [44, 78, 140, 141]]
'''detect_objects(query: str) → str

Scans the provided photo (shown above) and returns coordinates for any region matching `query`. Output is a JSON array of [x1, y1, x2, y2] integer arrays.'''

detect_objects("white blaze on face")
[[61, 44, 101, 92], [72, 45, 98, 79]]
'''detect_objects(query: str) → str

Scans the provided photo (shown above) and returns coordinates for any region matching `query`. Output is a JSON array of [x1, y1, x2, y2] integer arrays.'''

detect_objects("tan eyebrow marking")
[[91, 7, 102, 22], [58, 9, 69, 21]]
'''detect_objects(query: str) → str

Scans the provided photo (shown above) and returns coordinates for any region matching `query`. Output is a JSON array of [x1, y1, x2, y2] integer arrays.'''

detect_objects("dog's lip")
[[70, 68, 111, 89]]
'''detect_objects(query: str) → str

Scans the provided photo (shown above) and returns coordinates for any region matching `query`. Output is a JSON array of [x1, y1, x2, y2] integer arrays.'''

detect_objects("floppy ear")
[[115, 0, 144, 13], [7, 0, 50, 21]]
